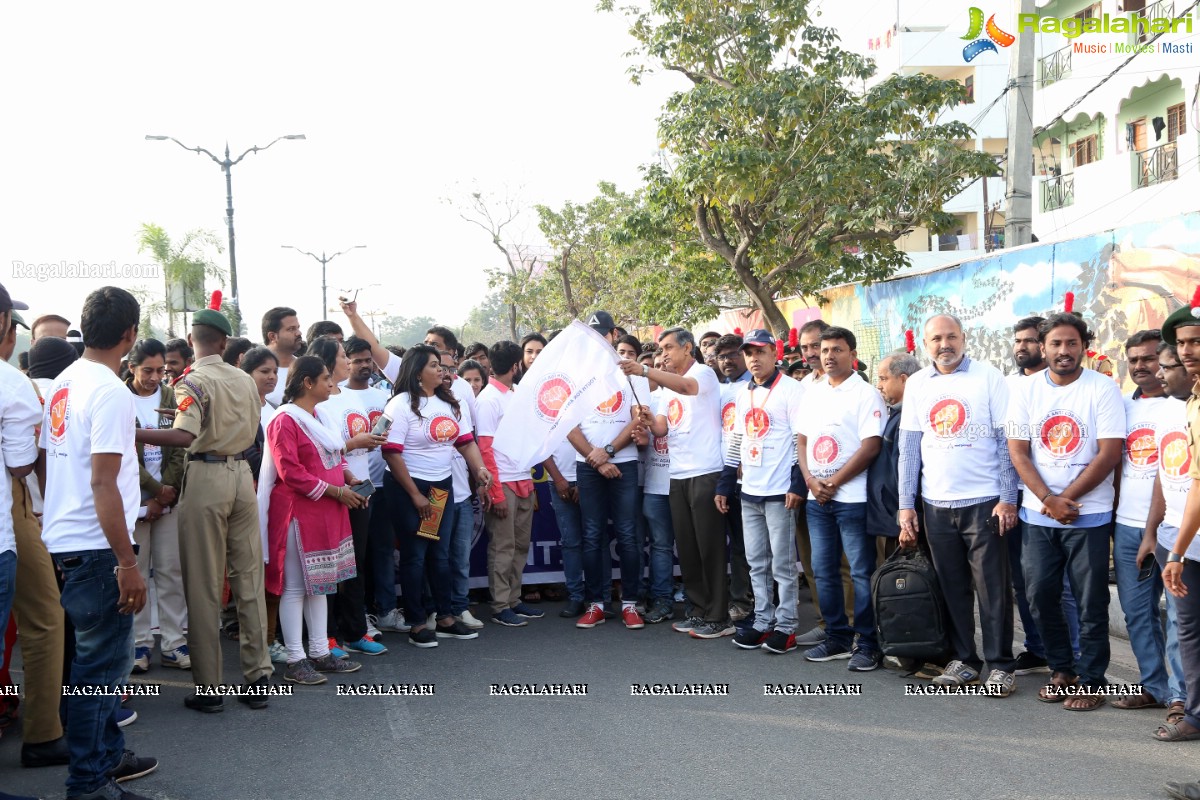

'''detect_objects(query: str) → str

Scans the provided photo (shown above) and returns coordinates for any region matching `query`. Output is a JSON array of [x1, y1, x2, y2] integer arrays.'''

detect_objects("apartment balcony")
[[1040, 44, 1072, 86], [1135, 141, 1179, 188], [1042, 173, 1075, 211]]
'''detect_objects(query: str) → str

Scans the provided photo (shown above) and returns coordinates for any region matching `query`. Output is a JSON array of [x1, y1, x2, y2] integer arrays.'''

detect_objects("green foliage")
[[460, 290, 515, 346], [602, 0, 999, 333], [376, 314, 439, 348], [137, 223, 226, 337]]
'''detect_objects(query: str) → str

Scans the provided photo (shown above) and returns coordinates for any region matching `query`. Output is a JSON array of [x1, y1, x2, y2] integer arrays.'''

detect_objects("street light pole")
[[280, 245, 367, 317], [145, 133, 306, 332]]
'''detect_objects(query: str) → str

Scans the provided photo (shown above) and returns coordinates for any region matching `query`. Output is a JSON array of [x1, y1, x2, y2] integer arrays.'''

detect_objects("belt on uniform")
[[187, 452, 248, 463]]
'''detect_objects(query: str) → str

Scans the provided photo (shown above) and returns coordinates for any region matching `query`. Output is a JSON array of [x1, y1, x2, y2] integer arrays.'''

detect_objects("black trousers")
[[924, 498, 1015, 673], [328, 504, 371, 642]]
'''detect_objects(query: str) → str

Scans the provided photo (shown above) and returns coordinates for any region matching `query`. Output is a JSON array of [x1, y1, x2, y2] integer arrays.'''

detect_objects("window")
[[1069, 134, 1099, 167], [1075, 3, 1100, 20], [1168, 103, 1187, 142], [963, 75, 975, 104], [1120, 0, 1146, 11]]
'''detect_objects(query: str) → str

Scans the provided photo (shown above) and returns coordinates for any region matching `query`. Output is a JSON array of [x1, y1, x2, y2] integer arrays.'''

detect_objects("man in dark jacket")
[[868, 354, 920, 540]]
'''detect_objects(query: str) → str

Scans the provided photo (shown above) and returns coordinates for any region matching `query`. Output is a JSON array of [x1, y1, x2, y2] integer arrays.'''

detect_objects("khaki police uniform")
[[174, 353, 271, 687]]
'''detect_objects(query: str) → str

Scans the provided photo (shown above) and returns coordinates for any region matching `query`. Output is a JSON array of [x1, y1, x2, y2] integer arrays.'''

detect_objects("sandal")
[[1063, 692, 1106, 712], [1168, 701, 1187, 724], [1038, 671, 1078, 703], [1154, 721, 1200, 742], [522, 589, 543, 603], [1113, 691, 1166, 710]]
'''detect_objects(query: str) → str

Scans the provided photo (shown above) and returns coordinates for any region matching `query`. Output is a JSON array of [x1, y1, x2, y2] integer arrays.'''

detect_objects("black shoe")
[[1013, 651, 1050, 676], [408, 628, 438, 648], [107, 750, 158, 783], [21, 735, 70, 768], [559, 600, 586, 618], [67, 778, 152, 800], [237, 676, 271, 709], [184, 693, 224, 713], [435, 620, 479, 639], [733, 628, 770, 650], [644, 598, 675, 624]]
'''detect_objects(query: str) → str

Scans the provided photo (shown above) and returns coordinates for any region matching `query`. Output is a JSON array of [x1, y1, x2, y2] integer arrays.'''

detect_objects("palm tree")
[[137, 223, 226, 337]]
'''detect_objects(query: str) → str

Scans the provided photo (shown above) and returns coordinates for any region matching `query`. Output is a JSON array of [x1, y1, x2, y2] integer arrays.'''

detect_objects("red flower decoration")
[[1064, 291, 1075, 313], [209, 289, 223, 311], [775, 340, 785, 361], [788, 327, 799, 349], [904, 329, 915, 354]]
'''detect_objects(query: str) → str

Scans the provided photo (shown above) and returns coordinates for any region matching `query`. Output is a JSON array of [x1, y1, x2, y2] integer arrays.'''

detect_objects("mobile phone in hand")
[[1137, 552, 1157, 582], [350, 481, 375, 499], [371, 414, 393, 437]]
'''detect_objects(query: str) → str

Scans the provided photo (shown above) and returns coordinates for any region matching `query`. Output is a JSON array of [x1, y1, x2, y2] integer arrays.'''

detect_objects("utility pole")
[[281, 245, 367, 318], [1004, 0, 1036, 249]]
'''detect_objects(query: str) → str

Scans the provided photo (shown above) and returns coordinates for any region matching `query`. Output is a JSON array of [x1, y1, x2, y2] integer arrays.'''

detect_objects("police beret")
[[192, 308, 233, 337]]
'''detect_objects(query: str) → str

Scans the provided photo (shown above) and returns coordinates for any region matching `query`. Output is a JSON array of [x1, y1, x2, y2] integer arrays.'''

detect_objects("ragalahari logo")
[[962, 7, 1015, 62]]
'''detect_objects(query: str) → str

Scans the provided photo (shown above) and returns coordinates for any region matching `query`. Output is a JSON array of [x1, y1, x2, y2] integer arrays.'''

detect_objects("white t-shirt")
[[732, 372, 805, 497], [265, 364, 289, 407], [550, 437, 578, 483], [338, 385, 390, 487], [0, 362, 41, 555], [798, 371, 885, 503], [318, 390, 374, 486], [449, 379, 477, 504], [900, 359, 1009, 502], [132, 390, 165, 485], [39, 359, 140, 553], [475, 381, 528, 483], [661, 361, 723, 479], [1155, 398, 1192, 533], [1004, 368, 1125, 517], [383, 392, 474, 482], [1117, 393, 1170, 527], [643, 390, 670, 496], [1005, 372, 1035, 490], [721, 374, 750, 485], [575, 375, 650, 465]]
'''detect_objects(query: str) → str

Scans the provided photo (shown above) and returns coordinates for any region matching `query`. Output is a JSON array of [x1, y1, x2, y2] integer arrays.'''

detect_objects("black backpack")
[[871, 547, 949, 659]]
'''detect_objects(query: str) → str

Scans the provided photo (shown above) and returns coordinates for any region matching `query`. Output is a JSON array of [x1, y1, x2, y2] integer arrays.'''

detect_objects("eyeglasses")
[[715, 353, 741, 362], [440, 366, 458, 374]]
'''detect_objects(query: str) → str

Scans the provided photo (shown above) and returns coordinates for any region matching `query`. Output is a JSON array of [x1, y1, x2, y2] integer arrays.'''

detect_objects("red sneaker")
[[576, 604, 606, 628], [622, 606, 645, 629]]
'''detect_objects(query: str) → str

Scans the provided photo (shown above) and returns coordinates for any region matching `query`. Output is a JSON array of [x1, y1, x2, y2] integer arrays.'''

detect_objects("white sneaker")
[[458, 609, 485, 629], [376, 609, 411, 633], [365, 614, 382, 641], [268, 641, 288, 665]]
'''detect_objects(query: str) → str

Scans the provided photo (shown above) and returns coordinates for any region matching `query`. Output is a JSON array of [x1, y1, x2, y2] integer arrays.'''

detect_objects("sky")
[[1, 0, 961, 339]]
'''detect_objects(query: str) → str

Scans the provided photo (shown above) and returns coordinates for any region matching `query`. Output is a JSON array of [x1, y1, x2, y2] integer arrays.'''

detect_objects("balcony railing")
[[1137, 0, 1174, 42], [1135, 141, 1178, 188], [1040, 44, 1072, 86], [1042, 174, 1075, 210]]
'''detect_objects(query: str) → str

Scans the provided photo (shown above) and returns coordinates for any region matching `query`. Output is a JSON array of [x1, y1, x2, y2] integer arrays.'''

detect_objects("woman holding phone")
[[382, 344, 491, 648], [258, 356, 367, 685]]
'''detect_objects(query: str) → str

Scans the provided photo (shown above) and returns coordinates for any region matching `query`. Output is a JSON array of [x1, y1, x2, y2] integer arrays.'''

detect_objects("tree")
[[602, 0, 999, 334], [459, 290, 516, 346], [376, 315, 438, 348], [137, 223, 226, 337]]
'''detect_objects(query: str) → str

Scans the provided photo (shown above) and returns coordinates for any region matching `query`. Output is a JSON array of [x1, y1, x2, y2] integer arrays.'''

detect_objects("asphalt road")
[[2, 590, 1193, 800]]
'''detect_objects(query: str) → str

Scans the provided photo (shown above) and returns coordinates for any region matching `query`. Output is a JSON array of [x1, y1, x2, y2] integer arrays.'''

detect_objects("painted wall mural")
[[757, 211, 1200, 383]]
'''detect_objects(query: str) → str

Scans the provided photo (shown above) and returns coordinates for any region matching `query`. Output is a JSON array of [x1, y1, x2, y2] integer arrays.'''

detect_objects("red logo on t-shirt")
[[1126, 426, 1159, 470], [595, 390, 624, 417], [1160, 430, 1192, 480], [653, 434, 669, 456], [48, 387, 69, 444], [667, 398, 684, 428], [428, 415, 460, 443], [1039, 413, 1084, 458], [744, 408, 770, 440], [346, 412, 369, 437], [721, 402, 737, 432], [535, 373, 574, 421], [928, 397, 968, 438], [813, 435, 840, 466], [367, 410, 383, 431]]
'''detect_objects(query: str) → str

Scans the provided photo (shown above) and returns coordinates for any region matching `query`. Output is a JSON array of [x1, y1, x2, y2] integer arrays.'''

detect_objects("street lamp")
[[280, 245, 367, 318], [145, 133, 306, 331]]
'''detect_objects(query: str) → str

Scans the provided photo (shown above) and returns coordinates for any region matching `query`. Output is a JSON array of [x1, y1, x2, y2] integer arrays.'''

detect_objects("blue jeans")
[[642, 493, 675, 601], [386, 474, 454, 622], [1159, 528, 1188, 705], [577, 461, 643, 606], [806, 500, 876, 651], [54, 549, 134, 796], [1157, 543, 1200, 729], [1113, 523, 1168, 700], [549, 483, 585, 604], [367, 489, 397, 613], [742, 499, 799, 634], [0, 551, 14, 671], [1023, 523, 1110, 686], [442, 498, 475, 615]]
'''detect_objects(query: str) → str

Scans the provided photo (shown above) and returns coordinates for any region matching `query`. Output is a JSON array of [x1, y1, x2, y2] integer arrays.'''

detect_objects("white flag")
[[493, 320, 625, 472]]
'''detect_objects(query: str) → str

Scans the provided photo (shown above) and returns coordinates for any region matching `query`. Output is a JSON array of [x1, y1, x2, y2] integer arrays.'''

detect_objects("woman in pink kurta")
[[257, 356, 368, 686]]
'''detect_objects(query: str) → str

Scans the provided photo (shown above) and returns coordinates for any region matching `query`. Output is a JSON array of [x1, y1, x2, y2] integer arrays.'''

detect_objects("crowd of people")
[[3, 281, 1200, 800]]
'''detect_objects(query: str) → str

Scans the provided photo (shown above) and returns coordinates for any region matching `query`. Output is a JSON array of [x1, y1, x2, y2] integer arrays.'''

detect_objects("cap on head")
[[10, 311, 28, 329], [587, 310, 616, 334], [192, 309, 233, 337], [1162, 285, 1200, 345], [0, 283, 29, 315], [740, 329, 775, 349]]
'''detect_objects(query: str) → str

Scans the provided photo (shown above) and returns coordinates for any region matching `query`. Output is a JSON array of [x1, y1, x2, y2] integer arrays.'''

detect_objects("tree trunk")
[[559, 247, 578, 320], [509, 303, 517, 340], [740, 273, 789, 336]]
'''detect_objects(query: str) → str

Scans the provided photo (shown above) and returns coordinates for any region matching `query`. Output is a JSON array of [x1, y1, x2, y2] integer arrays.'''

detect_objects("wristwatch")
[[642, 363, 649, 378], [604, 444, 616, 457], [1167, 552, 1185, 564]]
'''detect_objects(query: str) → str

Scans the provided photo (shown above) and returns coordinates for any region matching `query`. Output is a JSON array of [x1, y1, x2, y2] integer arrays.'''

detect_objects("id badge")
[[743, 441, 763, 468]]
